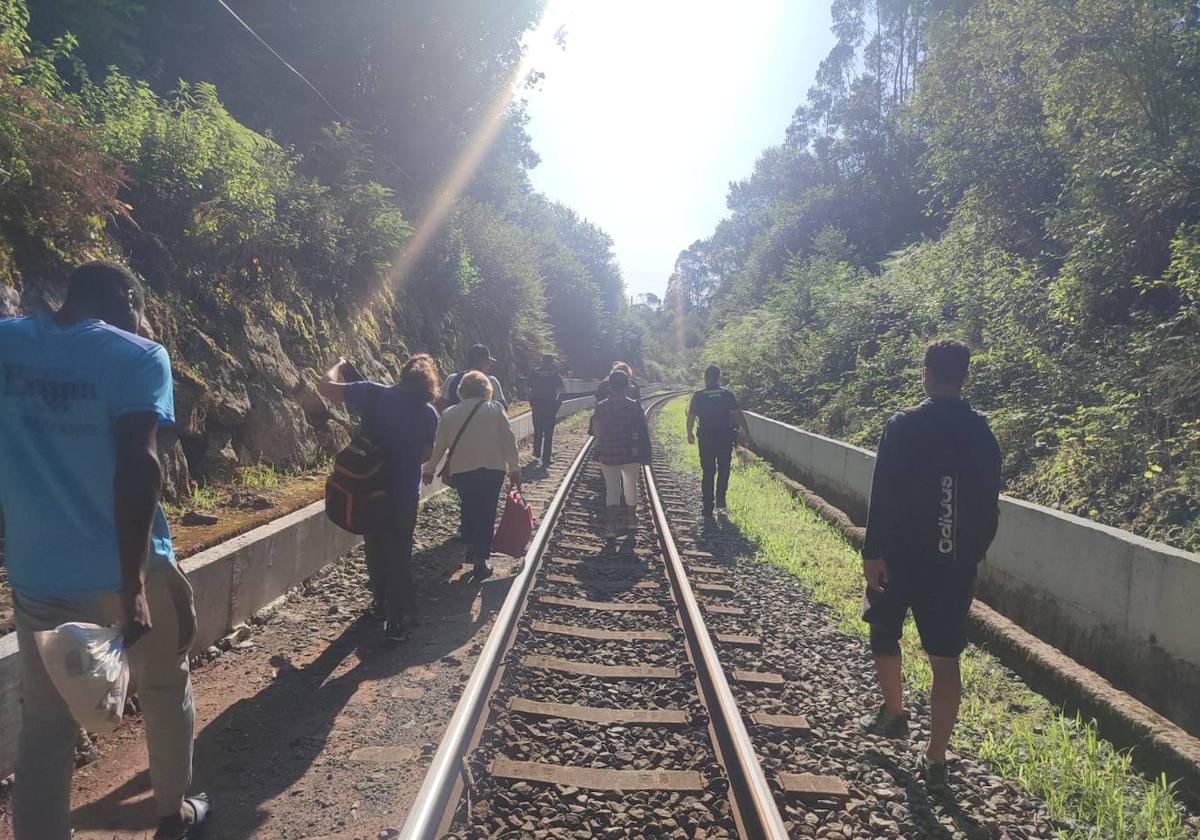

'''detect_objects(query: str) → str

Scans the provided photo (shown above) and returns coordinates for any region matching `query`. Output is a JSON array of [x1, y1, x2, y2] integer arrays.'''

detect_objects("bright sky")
[[520, 1, 835, 300]]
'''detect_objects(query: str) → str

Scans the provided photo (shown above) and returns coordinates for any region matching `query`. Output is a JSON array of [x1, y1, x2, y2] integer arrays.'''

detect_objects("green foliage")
[[0, 0, 30, 54], [676, 0, 1200, 551], [3, 0, 650, 389], [0, 17, 123, 286]]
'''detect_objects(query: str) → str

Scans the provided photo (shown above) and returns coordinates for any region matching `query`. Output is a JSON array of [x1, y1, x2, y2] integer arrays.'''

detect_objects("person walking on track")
[[594, 360, 641, 403], [317, 353, 440, 643], [437, 344, 507, 540], [859, 339, 1002, 795], [423, 371, 521, 580], [438, 343, 507, 411], [686, 364, 751, 518], [591, 369, 650, 539], [0, 261, 209, 840], [528, 353, 565, 468]]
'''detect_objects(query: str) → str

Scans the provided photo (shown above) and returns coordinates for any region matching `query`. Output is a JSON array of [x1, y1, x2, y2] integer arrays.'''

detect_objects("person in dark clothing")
[[318, 354, 440, 642], [591, 370, 649, 538], [859, 339, 1002, 794], [528, 354, 565, 467], [437, 344, 507, 412], [686, 365, 751, 517], [594, 361, 641, 404]]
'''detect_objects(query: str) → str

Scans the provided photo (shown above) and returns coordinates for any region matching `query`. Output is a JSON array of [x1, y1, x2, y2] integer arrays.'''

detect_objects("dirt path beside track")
[[0, 419, 588, 840]]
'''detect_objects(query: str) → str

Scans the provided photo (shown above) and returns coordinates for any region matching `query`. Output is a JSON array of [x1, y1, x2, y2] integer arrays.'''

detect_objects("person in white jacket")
[[423, 371, 521, 580]]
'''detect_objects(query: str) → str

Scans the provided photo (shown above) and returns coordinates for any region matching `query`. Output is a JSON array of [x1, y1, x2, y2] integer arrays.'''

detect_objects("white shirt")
[[426, 398, 519, 477]]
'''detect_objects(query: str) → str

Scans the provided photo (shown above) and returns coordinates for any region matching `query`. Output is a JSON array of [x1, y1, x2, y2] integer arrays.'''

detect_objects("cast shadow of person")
[[70, 566, 513, 839], [863, 748, 994, 840]]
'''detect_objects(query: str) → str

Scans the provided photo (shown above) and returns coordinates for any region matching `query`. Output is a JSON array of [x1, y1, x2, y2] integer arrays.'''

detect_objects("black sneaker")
[[384, 621, 410, 644], [472, 562, 493, 581], [860, 703, 910, 738], [918, 754, 947, 795]]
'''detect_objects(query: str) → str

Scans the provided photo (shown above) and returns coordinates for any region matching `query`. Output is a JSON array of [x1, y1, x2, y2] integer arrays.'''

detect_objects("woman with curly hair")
[[318, 353, 440, 642], [594, 361, 642, 403]]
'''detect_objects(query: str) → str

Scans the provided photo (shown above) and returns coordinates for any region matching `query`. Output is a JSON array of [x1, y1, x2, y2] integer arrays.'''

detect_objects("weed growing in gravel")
[[653, 397, 1196, 840], [162, 483, 221, 519], [236, 463, 285, 490]]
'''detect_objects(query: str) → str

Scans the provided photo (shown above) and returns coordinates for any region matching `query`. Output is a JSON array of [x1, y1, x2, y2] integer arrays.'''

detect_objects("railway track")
[[401, 394, 795, 839]]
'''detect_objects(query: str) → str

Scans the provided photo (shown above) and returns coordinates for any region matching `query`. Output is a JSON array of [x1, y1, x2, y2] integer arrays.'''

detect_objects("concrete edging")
[[0, 392, 629, 779], [742, 409, 1200, 736], [740, 447, 1200, 807]]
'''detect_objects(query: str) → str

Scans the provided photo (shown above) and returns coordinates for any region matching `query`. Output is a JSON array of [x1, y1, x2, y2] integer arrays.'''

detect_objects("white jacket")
[[426, 398, 519, 477]]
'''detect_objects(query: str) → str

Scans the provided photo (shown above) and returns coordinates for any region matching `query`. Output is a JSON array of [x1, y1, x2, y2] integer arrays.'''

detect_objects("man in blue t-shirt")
[[0, 261, 208, 840]]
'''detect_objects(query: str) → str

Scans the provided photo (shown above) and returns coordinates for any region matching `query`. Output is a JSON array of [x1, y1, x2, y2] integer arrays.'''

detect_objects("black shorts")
[[861, 560, 977, 658]]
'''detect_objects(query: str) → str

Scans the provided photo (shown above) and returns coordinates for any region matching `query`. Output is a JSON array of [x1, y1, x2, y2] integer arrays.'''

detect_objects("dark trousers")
[[698, 434, 734, 513], [363, 497, 418, 624], [455, 468, 507, 564], [531, 401, 559, 462]]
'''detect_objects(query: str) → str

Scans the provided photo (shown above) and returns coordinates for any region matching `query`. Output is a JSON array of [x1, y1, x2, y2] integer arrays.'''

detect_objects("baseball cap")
[[467, 343, 498, 364]]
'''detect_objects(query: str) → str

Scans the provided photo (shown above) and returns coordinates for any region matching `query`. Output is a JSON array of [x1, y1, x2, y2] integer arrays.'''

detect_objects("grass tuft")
[[654, 396, 1196, 840]]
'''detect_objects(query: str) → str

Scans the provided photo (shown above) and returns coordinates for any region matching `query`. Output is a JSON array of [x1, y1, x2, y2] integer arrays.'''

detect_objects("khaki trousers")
[[12, 562, 197, 840]]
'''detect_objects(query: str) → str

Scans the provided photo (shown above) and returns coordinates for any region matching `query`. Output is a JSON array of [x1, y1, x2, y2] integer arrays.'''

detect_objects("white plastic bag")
[[33, 622, 129, 734]]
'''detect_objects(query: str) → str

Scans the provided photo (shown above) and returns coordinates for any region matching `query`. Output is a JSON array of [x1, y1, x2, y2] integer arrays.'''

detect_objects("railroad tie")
[[554, 540, 609, 554], [508, 698, 689, 726], [778, 773, 852, 803], [732, 670, 786, 688], [687, 564, 734, 575], [549, 556, 653, 573], [545, 573, 660, 590], [490, 757, 706, 793], [750, 713, 812, 734], [696, 583, 736, 598], [536, 594, 663, 612], [702, 603, 746, 616], [521, 654, 678, 680], [714, 632, 762, 649], [530, 621, 671, 642]]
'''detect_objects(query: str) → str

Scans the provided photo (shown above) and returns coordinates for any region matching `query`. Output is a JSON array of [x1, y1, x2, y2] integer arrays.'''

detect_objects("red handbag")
[[493, 489, 534, 558]]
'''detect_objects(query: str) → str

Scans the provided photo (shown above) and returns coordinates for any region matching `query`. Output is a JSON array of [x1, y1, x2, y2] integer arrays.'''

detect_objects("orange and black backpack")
[[325, 390, 390, 534]]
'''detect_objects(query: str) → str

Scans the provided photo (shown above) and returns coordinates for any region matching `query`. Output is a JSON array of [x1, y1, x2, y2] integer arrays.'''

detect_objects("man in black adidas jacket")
[[860, 339, 1002, 794]]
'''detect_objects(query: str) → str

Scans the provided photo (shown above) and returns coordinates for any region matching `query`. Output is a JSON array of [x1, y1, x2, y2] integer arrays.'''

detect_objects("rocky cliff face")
[[3, 273, 470, 504]]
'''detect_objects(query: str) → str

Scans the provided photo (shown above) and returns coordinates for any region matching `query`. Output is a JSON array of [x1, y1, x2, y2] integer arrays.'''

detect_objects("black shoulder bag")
[[438, 399, 485, 489]]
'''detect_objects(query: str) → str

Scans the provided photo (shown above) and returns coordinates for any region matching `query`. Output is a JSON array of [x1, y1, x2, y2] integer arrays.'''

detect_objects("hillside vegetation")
[[668, 0, 1200, 551], [0, 0, 665, 499]]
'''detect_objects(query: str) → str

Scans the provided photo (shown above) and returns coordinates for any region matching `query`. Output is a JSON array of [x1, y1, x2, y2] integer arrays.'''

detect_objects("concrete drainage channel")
[[0, 388, 669, 779]]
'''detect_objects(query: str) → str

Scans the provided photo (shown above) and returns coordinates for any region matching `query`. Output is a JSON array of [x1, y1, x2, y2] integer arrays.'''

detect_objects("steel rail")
[[642, 405, 791, 840], [400, 390, 779, 839], [398, 435, 594, 840]]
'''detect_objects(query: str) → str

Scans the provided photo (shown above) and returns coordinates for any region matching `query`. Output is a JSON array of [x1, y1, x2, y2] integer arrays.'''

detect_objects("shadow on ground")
[[69, 531, 514, 840]]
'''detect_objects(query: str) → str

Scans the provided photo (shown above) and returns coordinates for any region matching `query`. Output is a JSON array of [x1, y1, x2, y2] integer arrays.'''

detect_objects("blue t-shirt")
[[0, 315, 176, 598], [346, 382, 438, 508]]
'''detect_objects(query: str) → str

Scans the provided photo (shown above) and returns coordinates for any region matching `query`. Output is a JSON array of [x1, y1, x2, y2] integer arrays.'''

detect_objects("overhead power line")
[[212, 0, 413, 185], [214, 0, 346, 122]]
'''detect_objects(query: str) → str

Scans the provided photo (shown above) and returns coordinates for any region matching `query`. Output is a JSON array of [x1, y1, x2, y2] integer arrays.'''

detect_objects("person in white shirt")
[[423, 371, 521, 580]]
